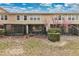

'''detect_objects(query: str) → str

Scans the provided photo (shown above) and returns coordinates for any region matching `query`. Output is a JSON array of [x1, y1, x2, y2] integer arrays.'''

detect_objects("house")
[[0, 7, 79, 35]]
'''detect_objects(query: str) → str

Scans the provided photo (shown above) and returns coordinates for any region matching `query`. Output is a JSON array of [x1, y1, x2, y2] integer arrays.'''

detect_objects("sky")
[[0, 3, 79, 13]]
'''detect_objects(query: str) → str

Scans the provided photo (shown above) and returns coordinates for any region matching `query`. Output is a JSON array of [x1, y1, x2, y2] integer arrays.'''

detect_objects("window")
[[17, 15, 20, 20], [58, 15, 61, 20], [34, 17, 36, 20], [30, 17, 33, 20], [62, 17, 64, 20], [68, 17, 71, 20], [1, 15, 3, 20], [30, 16, 40, 20], [72, 17, 74, 20], [37, 18, 40, 20], [5, 15, 7, 20], [0, 15, 8, 20], [76, 15, 78, 20], [71, 15, 75, 20], [24, 15, 27, 20]]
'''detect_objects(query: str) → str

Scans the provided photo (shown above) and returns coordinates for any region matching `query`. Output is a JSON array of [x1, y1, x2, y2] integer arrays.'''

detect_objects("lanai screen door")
[[12, 25, 25, 35], [5, 24, 25, 35]]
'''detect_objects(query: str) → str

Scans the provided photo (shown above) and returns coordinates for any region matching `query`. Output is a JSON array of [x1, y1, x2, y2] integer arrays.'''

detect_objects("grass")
[[23, 39, 51, 55], [64, 41, 79, 49], [24, 39, 48, 48], [23, 39, 79, 56], [0, 42, 9, 50], [0, 36, 79, 55], [0, 40, 19, 50], [0, 41, 11, 55]]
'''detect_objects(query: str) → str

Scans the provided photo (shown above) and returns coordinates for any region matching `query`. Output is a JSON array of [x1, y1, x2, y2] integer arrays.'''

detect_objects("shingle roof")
[[1, 7, 79, 15]]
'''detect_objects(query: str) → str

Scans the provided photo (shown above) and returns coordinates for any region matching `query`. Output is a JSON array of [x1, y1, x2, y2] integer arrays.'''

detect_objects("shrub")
[[48, 33, 60, 42], [48, 28, 61, 33], [48, 28, 60, 42], [0, 29, 5, 35]]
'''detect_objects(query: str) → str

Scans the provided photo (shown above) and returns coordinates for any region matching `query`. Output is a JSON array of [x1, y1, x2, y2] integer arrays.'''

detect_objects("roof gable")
[[0, 8, 8, 13]]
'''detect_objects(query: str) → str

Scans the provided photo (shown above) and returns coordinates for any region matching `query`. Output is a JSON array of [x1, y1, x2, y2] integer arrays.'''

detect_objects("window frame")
[[5, 15, 7, 20], [58, 15, 61, 20], [17, 15, 20, 20], [1, 15, 3, 20], [24, 15, 27, 20]]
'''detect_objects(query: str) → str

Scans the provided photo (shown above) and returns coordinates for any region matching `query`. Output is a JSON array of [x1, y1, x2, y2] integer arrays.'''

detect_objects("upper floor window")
[[34, 17, 36, 20], [5, 15, 7, 20], [37, 18, 40, 20], [62, 17, 64, 20], [0, 15, 7, 20], [30, 17, 40, 20], [30, 17, 33, 20], [72, 17, 75, 20], [68, 17, 71, 20], [58, 15, 61, 20], [1, 15, 3, 20], [24, 15, 27, 20], [17, 15, 20, 20], [76, 15, 78, 20]]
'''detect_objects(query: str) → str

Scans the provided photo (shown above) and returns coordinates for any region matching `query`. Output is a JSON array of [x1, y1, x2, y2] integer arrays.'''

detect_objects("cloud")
[[40, 3, 52, 7], [22, 3, 27, 5], [64, 3, 69, 7], [64, 4, 79, 13], [2, 3, 14, 6], [5, 3, 11, 5], [46, 3, 79, 13], [46, 4, 65, 13], [55, 4, 64, 9], [64, 3, 71, 7], [27, 7, 33, 9], [0, 3, 79, 13], [2, 6, 28, 13], [20, 8, 26, 10]]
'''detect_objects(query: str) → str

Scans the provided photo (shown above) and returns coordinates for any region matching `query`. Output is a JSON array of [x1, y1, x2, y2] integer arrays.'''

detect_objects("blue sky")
[[0, 3, 79, 13]]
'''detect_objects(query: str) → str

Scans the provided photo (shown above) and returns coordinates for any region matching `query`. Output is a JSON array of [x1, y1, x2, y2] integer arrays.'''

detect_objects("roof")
[[0, 7, 79, 15], [0, 7, 8, 13]]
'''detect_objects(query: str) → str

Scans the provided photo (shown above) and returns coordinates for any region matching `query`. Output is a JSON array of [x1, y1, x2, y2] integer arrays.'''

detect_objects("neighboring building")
[[0, 7, 79, 35]]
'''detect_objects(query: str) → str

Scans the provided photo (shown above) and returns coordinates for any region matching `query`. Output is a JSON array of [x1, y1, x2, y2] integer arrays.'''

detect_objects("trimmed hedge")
[[48, 28, 61, 33], [48, 28, 60, 42], [48, 33, 60, 42]]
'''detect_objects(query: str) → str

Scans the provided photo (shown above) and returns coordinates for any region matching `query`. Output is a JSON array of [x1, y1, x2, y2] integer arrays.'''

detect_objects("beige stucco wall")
[[1, 8, 79, 32], [1, 14, 45, 24], [0, 8, 79, 25], [0, 13, 79, 25]]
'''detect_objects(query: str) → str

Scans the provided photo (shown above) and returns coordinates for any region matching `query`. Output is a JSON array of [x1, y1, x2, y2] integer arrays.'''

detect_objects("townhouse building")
[[0, 7, 79, 35]]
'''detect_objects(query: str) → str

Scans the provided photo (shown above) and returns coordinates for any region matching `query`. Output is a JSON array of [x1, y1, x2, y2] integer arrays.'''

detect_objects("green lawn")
[[23, 39, 79, 56], [0, 37, 79, 55], [23, 39, 52, 55], [0, 42, 9, 50]]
